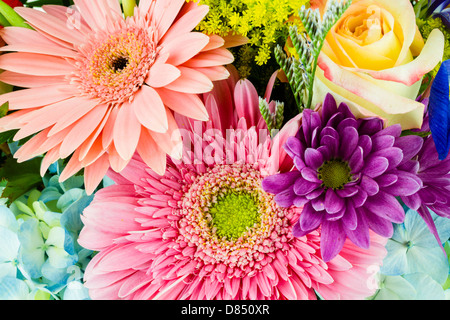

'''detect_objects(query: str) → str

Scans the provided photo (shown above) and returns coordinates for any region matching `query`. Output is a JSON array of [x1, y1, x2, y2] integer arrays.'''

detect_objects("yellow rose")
[[311, 0, 445, 130]]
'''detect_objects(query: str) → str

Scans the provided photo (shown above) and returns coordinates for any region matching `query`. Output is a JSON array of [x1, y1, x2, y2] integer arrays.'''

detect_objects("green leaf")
[[0, 0, 32, 29], [0, 156, 43, 205]]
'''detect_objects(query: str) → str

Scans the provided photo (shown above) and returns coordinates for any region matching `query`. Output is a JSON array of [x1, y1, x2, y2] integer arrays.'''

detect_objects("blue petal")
[[402, 273, 446, 300], [428, 60, 450, 160]]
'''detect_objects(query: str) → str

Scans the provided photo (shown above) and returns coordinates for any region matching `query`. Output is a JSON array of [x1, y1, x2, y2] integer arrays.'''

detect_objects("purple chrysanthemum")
[[400, 134, 450, 248], [262, 94, 423, 261]]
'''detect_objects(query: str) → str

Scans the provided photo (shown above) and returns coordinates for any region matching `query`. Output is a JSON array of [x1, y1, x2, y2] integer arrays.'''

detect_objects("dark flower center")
[[111, 56, 130, 73], [317, 159, 352, 190]]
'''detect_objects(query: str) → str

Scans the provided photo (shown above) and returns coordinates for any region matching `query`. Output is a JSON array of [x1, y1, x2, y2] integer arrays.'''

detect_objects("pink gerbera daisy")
[[0, 0, 234, 194], [78, 70, 387, 300]]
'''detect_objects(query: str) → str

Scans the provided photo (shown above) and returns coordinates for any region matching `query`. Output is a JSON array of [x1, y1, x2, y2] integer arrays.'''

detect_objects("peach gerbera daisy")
[[0, 0, 234, 194]]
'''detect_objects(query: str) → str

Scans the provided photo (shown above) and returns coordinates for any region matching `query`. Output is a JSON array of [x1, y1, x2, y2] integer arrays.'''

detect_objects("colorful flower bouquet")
[[0, 0, 449, 302]]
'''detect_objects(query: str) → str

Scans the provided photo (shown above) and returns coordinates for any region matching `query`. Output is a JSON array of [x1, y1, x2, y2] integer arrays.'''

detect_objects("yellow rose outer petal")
[[314, 53, 425, 130], [341, 29, 445, 86]]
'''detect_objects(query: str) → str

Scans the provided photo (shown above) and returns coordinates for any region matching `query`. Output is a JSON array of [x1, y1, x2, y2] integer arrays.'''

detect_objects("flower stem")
[[0, 0, 32, 29], [122, 0, 136, 18]]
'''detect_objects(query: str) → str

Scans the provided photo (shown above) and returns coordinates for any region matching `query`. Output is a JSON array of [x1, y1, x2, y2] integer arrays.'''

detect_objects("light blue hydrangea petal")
[[406, 245, 449, 284], [102, 175, 116, 187], [60, 175, 85, 193], [60, 194, 94, 234], [0, 263, 17, 279], [41, 260, 70, 284], [39, 187, 63, 203], [372, 275, 416, 300], [19, 247, 45, 279], [403, 273, 446, 300], [0, 205, 19, 232], [404, 209, 432, 243], [63, 281, 90, 300], [42, 211, 61, 228], [46, 247, 75, 269], [390, 223, 408, 243], [0, 226, 20, 262], [45, 227, 66, 249], [0, 277, 31, 300], [18, 219, 43, 250], [380, 240, 408, 276], [57, 188, 85, 212]]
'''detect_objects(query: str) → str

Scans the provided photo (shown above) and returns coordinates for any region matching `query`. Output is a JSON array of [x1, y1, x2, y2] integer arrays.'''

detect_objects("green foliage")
[[275, 0, 352, 112], [0, 156, 43, 205]]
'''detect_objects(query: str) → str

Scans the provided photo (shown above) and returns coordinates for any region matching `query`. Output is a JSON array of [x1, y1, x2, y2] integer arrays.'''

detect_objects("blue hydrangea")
[[0, 161, 96, 300], [369, 208, 450, 300]]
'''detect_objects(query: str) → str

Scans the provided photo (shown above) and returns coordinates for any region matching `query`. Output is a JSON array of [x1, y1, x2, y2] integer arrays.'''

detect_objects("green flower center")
[[209, 191, 261, 241], [317, 159, 352, 190]]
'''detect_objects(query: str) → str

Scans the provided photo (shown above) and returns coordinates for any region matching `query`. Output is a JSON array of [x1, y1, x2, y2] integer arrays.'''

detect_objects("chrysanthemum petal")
[[320, 220, 346, 262]]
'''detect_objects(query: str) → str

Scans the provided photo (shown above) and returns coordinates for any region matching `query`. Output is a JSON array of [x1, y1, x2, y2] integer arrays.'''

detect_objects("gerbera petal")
[[182, 48, 235, 68], [161, 4, 209, 43], [157, 87, 209, 121], [59, 104, 109, 159], [0, 85, 72, 110], [161, 32, 210, 67], [165, 66, 213, 94], [146, 63, 181, 88], [0, 71, 66, 88], [113, 101, 142, 161], [152, 0, 185, 38], [149, 108, 182, 160], [15, 7, 84, 46], [0, 52, 74, 76], [83, 153, 110, 195], [132, 85, 169, 133], [137, 128, 167, 176]]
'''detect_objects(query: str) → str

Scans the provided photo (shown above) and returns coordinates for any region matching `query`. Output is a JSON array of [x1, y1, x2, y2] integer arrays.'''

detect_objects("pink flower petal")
[[137, 129, 167, 176], [165, 66, 213, 94], [59, 104, 109, 159], [160, 32, 210, 66], [156, 87, 209, 121], [152, 0, 185, 38], [161, 4, 209, 43], [0, 52, 74, 76], [0, 71, 66, 88], [145, 63, 181, 88], [84, 153, 110, 195], [15, 7, 85, 46], [132, 85, 169, 133], [0, 85, 72, 110], [113, 101, 141, 161]]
